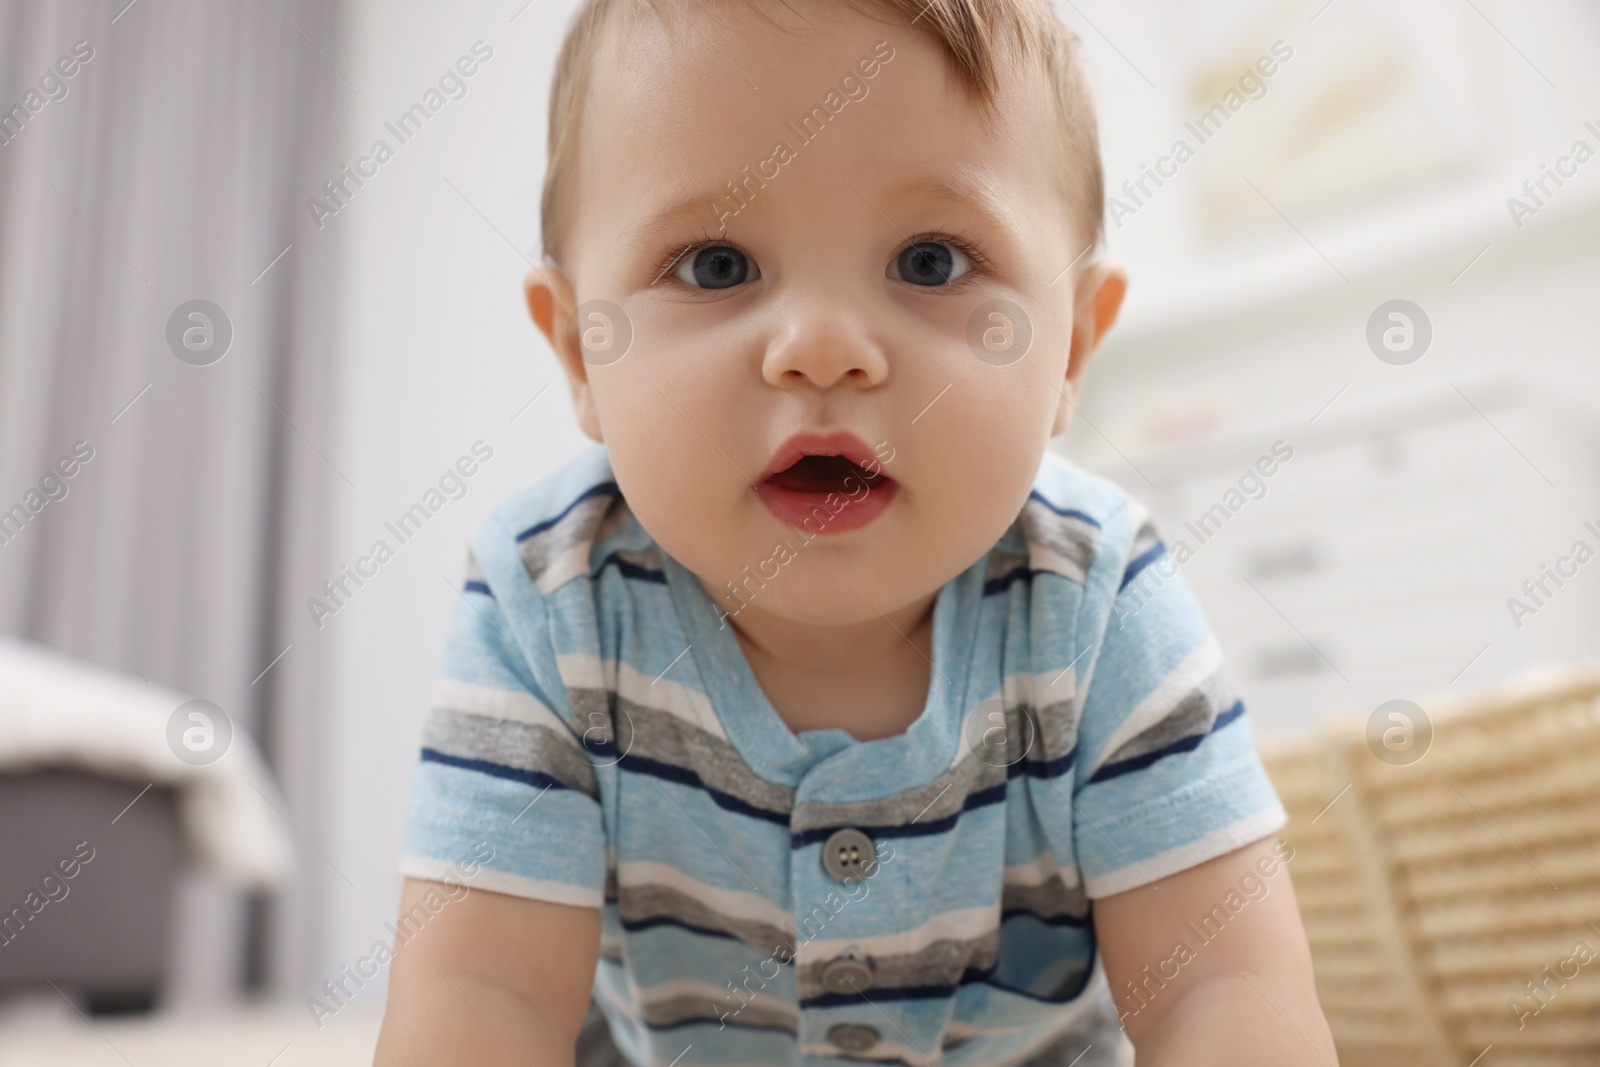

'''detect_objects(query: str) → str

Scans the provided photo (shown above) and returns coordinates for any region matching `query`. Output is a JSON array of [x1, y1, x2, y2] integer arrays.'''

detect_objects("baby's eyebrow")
[[617, 170, 1018, 253]]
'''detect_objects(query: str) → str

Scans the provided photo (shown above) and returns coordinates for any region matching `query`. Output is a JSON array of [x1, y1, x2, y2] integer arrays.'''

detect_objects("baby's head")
[[526, 0, 1126, 628]]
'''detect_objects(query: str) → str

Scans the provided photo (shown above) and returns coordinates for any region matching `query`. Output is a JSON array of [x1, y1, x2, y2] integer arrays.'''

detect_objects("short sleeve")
[[1069, 523, 1287, 899], [397, 526, 606, 909]]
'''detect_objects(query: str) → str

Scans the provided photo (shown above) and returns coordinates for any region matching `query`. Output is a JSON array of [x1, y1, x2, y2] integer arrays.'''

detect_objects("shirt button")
[[820, 955, 875, 995], [821, 828, 875, 882], [828, 1022, 880, 1052]]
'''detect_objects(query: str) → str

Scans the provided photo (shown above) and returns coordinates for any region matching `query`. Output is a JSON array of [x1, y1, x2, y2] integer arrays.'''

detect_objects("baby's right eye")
[[672, 245, 758, 290]]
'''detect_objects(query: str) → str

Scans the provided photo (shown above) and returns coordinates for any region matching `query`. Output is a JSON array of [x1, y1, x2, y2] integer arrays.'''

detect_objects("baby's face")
[[532, 3, 1123, 628]]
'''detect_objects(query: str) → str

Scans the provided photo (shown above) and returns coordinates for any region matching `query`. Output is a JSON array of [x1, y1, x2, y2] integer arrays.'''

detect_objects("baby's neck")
[[723, 590, 938, 742]]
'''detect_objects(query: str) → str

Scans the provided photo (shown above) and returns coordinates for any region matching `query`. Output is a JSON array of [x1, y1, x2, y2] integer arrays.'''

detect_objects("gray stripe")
[[641, 991, 799, 1034], [1129, 519, 1161, 559], [617, 882, 793, 957], [791, 695, 1079, 834], [796, 932, 999, 1000], [1000, 876, 1089, 924], [568, 687, 797, 817], [518, 492, 619, 592], [1099, 668, 1236, 769], [1020, 501, 1097, 579], [421, 707, 598, 798], [985, 549, 1029, 584]]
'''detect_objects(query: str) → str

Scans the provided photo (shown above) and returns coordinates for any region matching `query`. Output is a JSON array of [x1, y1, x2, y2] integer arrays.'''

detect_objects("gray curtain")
[[0, 0, 345, 998]]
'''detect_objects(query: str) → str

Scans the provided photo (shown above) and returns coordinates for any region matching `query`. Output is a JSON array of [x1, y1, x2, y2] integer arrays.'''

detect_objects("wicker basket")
[[1260, 664, 1600, 1067]]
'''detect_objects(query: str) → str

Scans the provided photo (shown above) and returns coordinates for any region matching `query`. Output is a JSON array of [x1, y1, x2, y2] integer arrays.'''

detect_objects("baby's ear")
[[524, 266, 604, 442], [1052, 259, 1128, 436]]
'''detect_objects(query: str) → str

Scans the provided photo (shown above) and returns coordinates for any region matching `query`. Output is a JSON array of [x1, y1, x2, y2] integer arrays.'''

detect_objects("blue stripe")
[[596, 550, 667, 585], [1026, 489, 1100, 528], [463, 579, 493, 598], [1088, 699, 1246, 784], [515, 481, 619, 542], [419, 747, 581, 793], [604, 739, 1073, 841], [1118, 540, 1166, 591], [999, 906, 1090, 928]]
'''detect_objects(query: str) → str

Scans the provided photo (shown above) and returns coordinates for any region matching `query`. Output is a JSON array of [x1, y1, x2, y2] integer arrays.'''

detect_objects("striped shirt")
[[399, 442, 1286, 1067]]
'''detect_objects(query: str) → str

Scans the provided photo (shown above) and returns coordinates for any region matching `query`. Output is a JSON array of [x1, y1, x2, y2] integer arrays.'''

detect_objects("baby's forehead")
[[570, 5, 1072, 257]]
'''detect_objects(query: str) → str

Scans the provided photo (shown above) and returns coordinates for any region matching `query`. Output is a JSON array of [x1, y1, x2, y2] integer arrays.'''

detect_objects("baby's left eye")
[[889, 240, 975, 287]]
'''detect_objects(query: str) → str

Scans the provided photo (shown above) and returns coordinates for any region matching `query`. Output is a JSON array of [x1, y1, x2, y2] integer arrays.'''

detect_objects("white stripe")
[[1088, 637, 1222, 776], [617, 859, 791, 928], [558, 653, 725, 740], [636, 977, 798, 1021], [1001, 849, 1081, 891], [432, 678, 577, 744], [799, 1037, 933, 1067], [799, 904, 996, 961], [1083, 804, 1288, 899], [942, 668, 1080, 775], [399, 855, 603, 909]]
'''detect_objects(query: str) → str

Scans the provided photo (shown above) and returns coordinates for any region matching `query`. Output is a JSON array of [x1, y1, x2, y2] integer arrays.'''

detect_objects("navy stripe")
[[420, 747, 580, 793], [1026, 489, 1100, 528], [1023, 743, 1077, 780], [644, 1016, 799, 1037], [515, 481, 620, 541], [596, 550, 667, 585], [588, 737, 1075, 846], [799, 959, 1093, 1010], [616, 751, 793, 826], [1088, 699, 1246, 784], [983, 566, 1034, 596], [463, 579, 493, 598], [619, 913, 748, 943], [999, 906, 1090, 928], [785, 746, 1078, 849], [1118, 540, 1166, 591]]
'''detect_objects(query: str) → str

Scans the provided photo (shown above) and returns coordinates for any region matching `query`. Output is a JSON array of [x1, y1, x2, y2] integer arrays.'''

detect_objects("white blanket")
[[0, 637, 292, 888]]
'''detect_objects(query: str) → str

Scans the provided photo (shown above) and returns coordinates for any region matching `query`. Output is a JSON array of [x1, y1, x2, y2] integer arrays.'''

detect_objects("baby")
[[374, 1, 1335, 1065]]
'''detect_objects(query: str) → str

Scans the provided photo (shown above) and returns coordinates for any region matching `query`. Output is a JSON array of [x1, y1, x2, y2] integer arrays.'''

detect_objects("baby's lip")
[[758, 431, 891, 483]]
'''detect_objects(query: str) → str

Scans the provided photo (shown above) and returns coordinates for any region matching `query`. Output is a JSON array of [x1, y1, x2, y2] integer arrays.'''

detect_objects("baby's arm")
[[373, 876, 600, 1067], [1096, 836, 1336, 1065]]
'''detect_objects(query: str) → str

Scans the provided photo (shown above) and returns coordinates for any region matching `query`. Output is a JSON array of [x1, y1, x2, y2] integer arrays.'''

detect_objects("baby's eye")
[[889, 240, 975, 287], [673, 245, 758, 290]]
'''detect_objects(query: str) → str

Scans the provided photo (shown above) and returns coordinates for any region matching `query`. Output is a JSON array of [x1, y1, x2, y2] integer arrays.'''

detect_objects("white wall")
[[313, 0, 590, 1005], [312, 0, 1600, 1007]]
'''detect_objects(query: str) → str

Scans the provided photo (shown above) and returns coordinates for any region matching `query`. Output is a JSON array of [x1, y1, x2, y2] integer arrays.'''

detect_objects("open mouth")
[[754, 449, 897, 534], [763, 453, 889, 495]]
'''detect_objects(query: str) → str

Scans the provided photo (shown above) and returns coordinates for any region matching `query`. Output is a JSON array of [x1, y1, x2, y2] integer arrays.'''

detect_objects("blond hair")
[[540, 0, 1104, 272]]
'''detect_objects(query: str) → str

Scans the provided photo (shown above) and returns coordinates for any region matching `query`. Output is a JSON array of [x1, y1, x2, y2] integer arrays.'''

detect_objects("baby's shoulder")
[[1014, 450, 1155, 590], [470, 443, 654, 598]]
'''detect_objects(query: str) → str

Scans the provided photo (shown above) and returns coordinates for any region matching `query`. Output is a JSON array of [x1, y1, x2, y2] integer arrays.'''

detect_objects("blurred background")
[[0, 0, 1597, 1063]]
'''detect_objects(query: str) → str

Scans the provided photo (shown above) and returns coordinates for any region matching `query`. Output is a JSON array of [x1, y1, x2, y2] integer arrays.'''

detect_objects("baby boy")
[[375, 1, 1335, 1064]]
